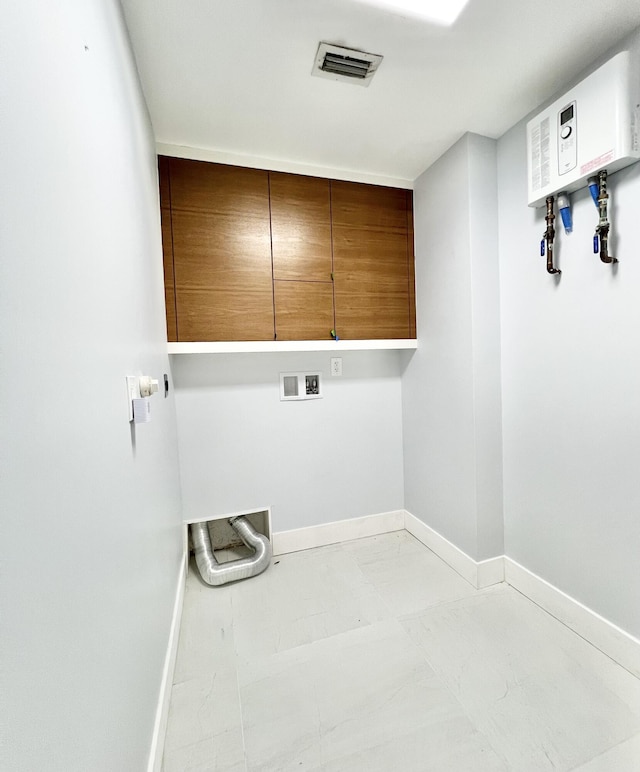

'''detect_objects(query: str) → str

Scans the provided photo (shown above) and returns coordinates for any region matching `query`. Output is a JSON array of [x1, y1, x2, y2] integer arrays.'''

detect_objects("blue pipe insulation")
[[588, 176, 600, 207]]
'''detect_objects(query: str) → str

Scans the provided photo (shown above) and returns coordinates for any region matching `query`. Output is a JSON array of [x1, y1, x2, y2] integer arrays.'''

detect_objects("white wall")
[[498, 31, 640, 638], [468, 136, 504, 559], [172, 351, 405, 531], [0, 2, 182, 770], [402, 134, 503, 561]]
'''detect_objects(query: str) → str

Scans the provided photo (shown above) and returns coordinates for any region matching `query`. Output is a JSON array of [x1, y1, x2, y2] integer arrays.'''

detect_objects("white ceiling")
[[121, 0, 640, 183]]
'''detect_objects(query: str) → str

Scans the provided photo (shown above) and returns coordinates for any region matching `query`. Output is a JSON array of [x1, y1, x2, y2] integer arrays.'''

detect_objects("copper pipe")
[[595, 170, 617, 264], [543, 195, 560, 275]]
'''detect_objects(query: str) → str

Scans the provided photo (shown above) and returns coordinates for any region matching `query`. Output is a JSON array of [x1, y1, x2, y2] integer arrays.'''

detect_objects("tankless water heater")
[[527, 51, 640, 208]]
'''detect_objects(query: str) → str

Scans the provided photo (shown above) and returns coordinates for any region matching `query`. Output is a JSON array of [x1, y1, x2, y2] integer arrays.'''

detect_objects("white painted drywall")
[[172, 351, 405, 531], [402, 133, 503, 561], [0, 2, 182, 771], [468, 135, 505, 560], [498, 32, 640, 638]]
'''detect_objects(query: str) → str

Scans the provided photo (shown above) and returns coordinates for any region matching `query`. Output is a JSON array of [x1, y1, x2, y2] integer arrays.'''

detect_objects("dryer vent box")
[[527, 50, 640, 208]]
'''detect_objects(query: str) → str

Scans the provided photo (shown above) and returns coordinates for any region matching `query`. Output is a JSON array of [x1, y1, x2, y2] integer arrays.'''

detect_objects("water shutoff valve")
[[139, 376, 159, 398], [126, 374, 160, 423]]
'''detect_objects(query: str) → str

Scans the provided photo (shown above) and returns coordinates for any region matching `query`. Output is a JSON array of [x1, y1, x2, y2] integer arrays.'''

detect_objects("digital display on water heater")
[[560, 104, 574, 125]]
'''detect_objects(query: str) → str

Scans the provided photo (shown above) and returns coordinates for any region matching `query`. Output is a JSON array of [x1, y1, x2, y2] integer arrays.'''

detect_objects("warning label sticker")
[[580, 150, 614, 176]]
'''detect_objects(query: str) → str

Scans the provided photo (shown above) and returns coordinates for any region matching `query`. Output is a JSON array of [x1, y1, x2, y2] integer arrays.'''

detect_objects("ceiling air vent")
[[312, 43, 383, 88]]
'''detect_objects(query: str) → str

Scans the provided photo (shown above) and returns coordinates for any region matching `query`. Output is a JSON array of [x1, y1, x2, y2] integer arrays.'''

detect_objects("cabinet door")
[[169, 159, 274, 342], [407, 191, 417, 338], [270, 172, 335, 340], [274, 281, 334, 341], [332, 181, 412, 340], [158, 157, 177, 342]]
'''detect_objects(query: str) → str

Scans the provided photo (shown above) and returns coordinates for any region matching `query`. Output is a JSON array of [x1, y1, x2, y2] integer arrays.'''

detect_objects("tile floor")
[[162, 531, 640, 771]]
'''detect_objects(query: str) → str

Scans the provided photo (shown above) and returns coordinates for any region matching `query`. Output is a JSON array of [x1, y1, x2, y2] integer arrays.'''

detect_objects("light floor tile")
[[165, 668, 242, 752], [344, 531, 476, 615], [317, 718, 508, 772], [173, 574, 237, 683], [163, 531, 640, 771], [401, 585, 640, 771], [162, 729, 245, 772], [239, 620, 470, 770], [230, 543, 389, 660], [573, 731, 640, 771]]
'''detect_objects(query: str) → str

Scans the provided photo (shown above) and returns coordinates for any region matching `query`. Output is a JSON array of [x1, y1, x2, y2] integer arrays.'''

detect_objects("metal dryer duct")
[[190, 516, 272, 586]]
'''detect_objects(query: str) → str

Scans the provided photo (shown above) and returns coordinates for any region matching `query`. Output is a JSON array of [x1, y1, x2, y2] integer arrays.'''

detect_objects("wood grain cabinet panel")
[[160, 208, 178, 341], [331, 180, 408, 230], [269, 173, 333, 282], [167, 158, 274, 342], [158, 156, 177, 341], [158, 155, 171, 210], [172, 210, 274, 341], [331, 181, 412, 340], [169, 158, 268, 216], [407, 191, 417, 338], [274, 281, 334, 341]]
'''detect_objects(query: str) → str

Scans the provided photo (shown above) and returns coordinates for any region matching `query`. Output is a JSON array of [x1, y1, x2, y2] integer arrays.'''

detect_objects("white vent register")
[[312, 42, 383, 87], [527, 51, 640, 208]]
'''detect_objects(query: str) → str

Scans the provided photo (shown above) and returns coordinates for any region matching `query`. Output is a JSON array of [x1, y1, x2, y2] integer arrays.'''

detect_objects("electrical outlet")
[[331, 357, 342, 377]]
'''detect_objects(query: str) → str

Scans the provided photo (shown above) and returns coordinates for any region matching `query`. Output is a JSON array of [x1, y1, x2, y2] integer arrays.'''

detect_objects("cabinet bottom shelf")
[[167, 339, 418, 354]]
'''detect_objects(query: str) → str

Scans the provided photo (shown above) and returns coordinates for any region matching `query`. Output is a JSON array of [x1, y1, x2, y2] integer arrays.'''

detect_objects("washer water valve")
[[139, 376, 159, 397]]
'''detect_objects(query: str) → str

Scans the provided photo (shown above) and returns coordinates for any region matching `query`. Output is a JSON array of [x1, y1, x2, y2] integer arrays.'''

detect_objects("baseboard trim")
[[403, 510, 504, 589], [504, 557, 640, 679], [477, 555, 506, 589], [147, 553, 187, 772], [402, 511, 640, 676], [272, 510, 404, 556]]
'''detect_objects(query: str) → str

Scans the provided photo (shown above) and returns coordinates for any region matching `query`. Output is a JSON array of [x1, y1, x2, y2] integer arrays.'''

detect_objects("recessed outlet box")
[[280, 372, 323, 401]]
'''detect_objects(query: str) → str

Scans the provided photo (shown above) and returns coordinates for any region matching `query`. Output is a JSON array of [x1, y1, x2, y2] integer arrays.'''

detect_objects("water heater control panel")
[[558, 101, 577, 176]]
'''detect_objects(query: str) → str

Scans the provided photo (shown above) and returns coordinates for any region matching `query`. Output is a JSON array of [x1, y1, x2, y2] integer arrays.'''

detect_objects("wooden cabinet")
[[159, 157, 415, 343], [332, 181, 414, 340]]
